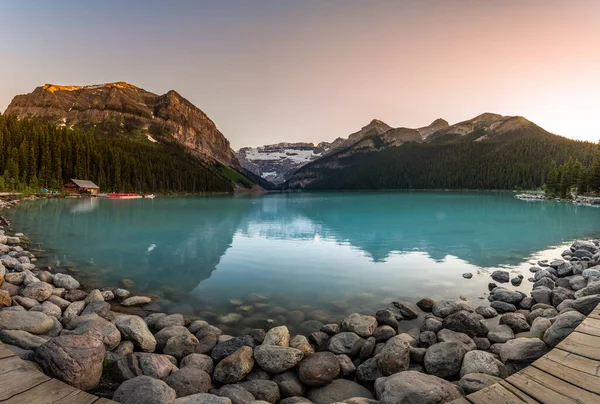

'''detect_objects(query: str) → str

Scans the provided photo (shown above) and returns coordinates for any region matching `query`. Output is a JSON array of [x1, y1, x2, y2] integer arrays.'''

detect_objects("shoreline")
[[0, 199, 599, 403]]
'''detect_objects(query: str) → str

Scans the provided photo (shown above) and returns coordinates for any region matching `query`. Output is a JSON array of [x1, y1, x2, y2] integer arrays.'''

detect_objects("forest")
[[292, 133, 599, 192], [0, 114, 239, 193], [544, 143, 600, 198]]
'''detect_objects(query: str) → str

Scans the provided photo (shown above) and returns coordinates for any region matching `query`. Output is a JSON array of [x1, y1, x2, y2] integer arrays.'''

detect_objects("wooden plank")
[[467, 382, 537, 404], [506, 366, 599, 404], [557, 331, 600, 360], [0, 368, 50, 401], [58, 389, 102, 404], [445, 399, 471, 404], [1, 378, 79, 404], [93, 399, 117, 404], [576, 317, 600, 337], [547, 348, 600, 376], [0, 356, 33, 376], [0, 343, 16, 359], [498, 381, 540, 403], [531, 355, 600, 394]]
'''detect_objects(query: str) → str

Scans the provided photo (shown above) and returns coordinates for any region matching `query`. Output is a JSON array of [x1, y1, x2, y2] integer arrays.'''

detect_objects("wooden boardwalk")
[[448, 303, 600, 404], [0, 343, 116, 404]]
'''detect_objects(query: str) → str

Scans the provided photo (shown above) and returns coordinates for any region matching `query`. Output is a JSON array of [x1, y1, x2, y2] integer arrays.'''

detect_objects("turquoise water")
[[6, 192, 600, 333]]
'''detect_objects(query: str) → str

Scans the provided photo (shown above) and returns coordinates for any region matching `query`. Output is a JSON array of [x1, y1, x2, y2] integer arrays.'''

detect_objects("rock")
[[133, 352, 178, 379], [64, 289, 88, 302], [22, 281, 53, 302], [63, 300, 86, 319], [214, 346, 254, 383], [62, 317, 121, 350], [81, 300, 110, 317], [290, 335, 313, 356], [499, 338, 548, 364], [423, 341, 466, 377], [499, 313, 530, 333], [436, 329, 476, 351], [569, 276, 587, 291], [530, 317, 552, 339], [474, 337, 491, 351], [213, 384, 254, 404], [263, 325, 290, 347], [0, 310, 53, 334], [492, 288, 523, 305], [460, 350, 504, 377], [573, 249, 594, 259], [0, 330, 49, 350], [196, 324, 223, 339], [419, 331, 437, 348], [432, 300, 460, 318], [377, 334, 411, 375], [421, 317, 443, 333], [519, 296, 534, 310], [14, 263, 35, 272], [531, 286, 552, 305], [511, 277, 522, 286], [416, 298, 435, 312], [336, 353, 355, 377], [309, 331, 330, 350], [543, 311, 586, 347], [156, 314, 185, 331], [47, 295, 70, 310], [373, 325, 396, 342], [376, 309, 399, 329], [211, 335, 255, 362], [328, 332, 364, 357], [239, 380, 280, 403], [52, 273, 80, 289], [166, 366, 212, 397], [273, 371, 304, 398], [164, 333, 202, 360], [552, 287, 575, 307], [30, 300, 62, 318], [114, 288, 131, 299], [115, 315, 157, 352], [175, 394, 232, 404], [320, 324, 340, 336], [307, 379, 373, 404], [442, 310, 488, 337], [101, 290, 115, 301], [575, 281, 600, 298], [341, 313, 377, 338], [359, 336, 376, 361], [0, 290, 12, 307], [254, 344, 303, 374], [298, 351, 340, 386], [491, 270, 510, 283], [573, 295, 600, 315], [84, 289, 104, 304], [13, 295, 38, 309], [299, 320, 325, 335], [113, 375, 176, 404], [462, 273, 473, 279], [458, 373, 502, 394], [180, 354, 214, 374], [35, 334, 105, 390], [475, 306, 497, 318], [5, 271, 25, 285], [392, 302, 419, 319], [374, 371, 463, 404], [488, 325, 514, 343], [121, 296, 152, 306], [582, 268, 600, 280]]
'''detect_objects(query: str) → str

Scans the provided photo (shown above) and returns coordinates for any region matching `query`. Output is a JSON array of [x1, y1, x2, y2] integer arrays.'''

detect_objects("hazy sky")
[[2, 0, 599, 149]]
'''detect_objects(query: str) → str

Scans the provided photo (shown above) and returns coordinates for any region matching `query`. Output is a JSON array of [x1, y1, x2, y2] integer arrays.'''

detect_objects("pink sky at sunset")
[[1, 0, 599, 148]]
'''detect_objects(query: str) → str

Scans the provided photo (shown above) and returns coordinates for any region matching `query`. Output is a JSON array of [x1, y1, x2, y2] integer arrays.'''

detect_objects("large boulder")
[[273, 371, 305, 398], [238, 380, 280, 403], [115, 315, 157, 353], [213, 385, 254, 404], [165, 366, 212, 397], [35, 334, 106, 390], [53, 273, 80, 290], [374, 371, 464, 404], [499, 338, 548, 364], [213, 346, 254, 384], [459, 350, 504, 378], [174, 394, 231, 404], [499, 313, 530, 333], [492, 288, 523, 305], [262, 326, 290, 347], [431, 300, 460, 318], [573, 295, 600, 315], [164, 333, 202, 361], [62, 317, 121, 350], [113, 375, 176, 404], [22, 281, 53, 302], [424, 342, 466, 378], [0, 330, 49, 350], [211, 335, 255, 362], [134, 353, 178, 379], [0, 310, 54, 334], [341, 313, 377, 338], [442, 310, 488, 337], [543, 311, 586, 347], [436, 329, 476, 352], [491, 270, 510, 283], [298, 351, 340, 386], [307, 379, 374, 404], [180, 354, 214, 374], [253, 345, 303, 374], [377, 334, 411, 376]]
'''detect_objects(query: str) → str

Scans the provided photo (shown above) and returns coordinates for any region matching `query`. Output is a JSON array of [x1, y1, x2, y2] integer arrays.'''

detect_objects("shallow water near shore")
[[6, 191, 600, 334]]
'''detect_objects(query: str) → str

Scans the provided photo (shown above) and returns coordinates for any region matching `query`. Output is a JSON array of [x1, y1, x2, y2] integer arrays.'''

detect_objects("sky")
[[1, 0, 599, 149]]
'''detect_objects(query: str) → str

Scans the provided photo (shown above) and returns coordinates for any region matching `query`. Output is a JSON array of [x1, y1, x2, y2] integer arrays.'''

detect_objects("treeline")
[[0, 114, 235, 193], [545, 144, 600, 198], [294, 133, 597, 191]]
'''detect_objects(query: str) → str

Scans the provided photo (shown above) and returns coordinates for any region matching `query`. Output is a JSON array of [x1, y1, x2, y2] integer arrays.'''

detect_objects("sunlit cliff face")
[[41, 82, 138, 93]]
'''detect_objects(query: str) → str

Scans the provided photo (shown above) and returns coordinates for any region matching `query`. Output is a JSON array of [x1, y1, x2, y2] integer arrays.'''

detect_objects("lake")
[[6, 191, 600, 334]]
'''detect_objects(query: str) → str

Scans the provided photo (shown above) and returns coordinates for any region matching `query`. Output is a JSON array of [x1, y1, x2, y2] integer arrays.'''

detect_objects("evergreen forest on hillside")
[[292, 134, 599, 192], [0, 115, 237, 193]]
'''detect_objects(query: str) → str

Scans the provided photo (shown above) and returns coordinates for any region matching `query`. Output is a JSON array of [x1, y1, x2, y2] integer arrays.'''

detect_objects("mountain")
[[5, 82, 240, 168], [1, 82, 267, 193], [235, 142, 331, 184], [285, 113, 597, 190]]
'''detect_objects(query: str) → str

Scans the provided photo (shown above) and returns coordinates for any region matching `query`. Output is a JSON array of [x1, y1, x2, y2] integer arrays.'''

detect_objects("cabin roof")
[[69, 179, 100, 189]]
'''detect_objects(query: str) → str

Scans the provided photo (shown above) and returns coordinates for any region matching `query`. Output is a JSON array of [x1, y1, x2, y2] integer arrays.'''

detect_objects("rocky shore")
[[0, 206, 599, 404], [515, 192, 600, 205]]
